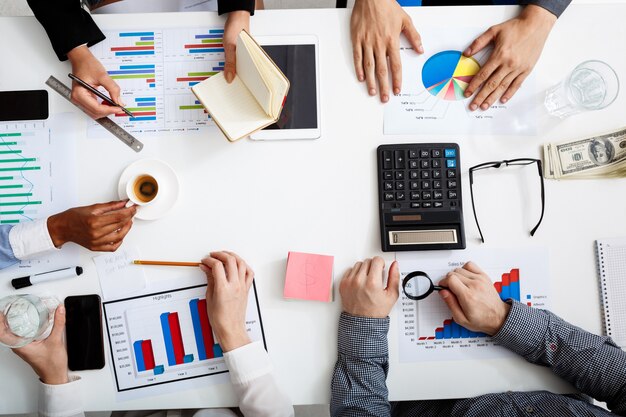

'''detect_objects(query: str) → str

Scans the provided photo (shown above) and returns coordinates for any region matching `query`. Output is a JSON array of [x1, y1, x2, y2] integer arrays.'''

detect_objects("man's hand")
[[47, 201, 136, 252], [13, 306, 69, 385], [438, 262, 511, 336], [223, 11, 251, 84], [340, 257, 400, 318], [351, 0, 423, 103], [200, 251, 254, 352], [464, 5, 557, 111], [67, 45, 124, 119]]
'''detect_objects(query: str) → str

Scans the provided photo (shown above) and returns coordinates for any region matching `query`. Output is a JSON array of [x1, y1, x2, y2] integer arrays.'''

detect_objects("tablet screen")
[[261, 44, 318, 130]]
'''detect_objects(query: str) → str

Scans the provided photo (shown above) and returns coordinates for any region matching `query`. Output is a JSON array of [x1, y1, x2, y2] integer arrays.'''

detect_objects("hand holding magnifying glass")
[[402, 271, 448, 301]]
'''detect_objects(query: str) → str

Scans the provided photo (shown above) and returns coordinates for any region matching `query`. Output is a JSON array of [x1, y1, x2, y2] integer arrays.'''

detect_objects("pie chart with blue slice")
[[422, 50, 481, 101]]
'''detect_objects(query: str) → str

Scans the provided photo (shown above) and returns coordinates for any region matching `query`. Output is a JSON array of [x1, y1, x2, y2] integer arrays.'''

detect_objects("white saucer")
[[117, 159, 179, 221]]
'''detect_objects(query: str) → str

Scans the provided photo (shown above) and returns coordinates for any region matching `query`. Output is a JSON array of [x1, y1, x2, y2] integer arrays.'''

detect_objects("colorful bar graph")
[[160, 313, 176, 366], [107, 64, 156, 88], [133, 339, 158, 373], [187, 30, 224, 54], [133, 341, 145, 371], [176, 64, 223, 87], [421, 268, 522, 341], [190, 298, 218, 361], [115, 97, 159, 122], [112, 32, 157, 56]]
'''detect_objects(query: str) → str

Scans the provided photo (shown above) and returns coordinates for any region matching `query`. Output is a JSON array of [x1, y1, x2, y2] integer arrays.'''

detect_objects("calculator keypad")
[[381, 147, 459, 211]]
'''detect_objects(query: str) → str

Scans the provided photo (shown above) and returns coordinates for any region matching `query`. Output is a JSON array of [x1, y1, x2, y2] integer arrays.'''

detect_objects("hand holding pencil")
[[134, 251, 254, 353]]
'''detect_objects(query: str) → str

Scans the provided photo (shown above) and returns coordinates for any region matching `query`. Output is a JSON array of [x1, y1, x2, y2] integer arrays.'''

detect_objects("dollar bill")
[[543, 127, 626, 179]]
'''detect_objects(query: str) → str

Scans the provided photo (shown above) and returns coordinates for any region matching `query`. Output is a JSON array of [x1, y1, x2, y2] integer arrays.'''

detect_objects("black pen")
[[68, 73, 134, 118]]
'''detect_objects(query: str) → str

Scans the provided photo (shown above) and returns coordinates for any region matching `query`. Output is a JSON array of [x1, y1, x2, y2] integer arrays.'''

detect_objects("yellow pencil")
[[133, 260, 201, 267]]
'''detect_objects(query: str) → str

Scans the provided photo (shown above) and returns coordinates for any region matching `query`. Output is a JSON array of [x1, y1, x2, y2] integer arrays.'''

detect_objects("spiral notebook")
[[596, 237, 626, 348]]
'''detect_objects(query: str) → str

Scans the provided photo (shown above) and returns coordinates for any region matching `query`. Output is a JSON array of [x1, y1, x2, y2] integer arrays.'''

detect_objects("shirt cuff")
[[38, 375, 83, 417], [223, 341, 273, 385], [9, 217, 58, 260], [338, 312, 389, 359], [491, 301, 550, 356]]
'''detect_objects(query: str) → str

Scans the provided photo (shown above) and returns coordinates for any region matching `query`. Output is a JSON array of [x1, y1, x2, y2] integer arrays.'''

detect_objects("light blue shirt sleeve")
[[0, 224, 19, 269]]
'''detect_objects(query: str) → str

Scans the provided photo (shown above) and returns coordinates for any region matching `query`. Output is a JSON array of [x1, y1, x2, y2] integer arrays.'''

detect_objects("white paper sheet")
[[396, 247, 550, 362], [93, 247, 147, 301]]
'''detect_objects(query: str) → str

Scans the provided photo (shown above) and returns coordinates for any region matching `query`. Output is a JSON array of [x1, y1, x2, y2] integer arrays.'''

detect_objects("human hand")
[[464, 5, 557, 111], [200, 251, 254, 352], [12, 306, 69, 385], [351, 0, 423, 103], [67, 45, 124, 119], [223, 11, 251, 83], [339, 257, 400, 318], [47, 200, 137, 252], [438, 262, 511, 336]]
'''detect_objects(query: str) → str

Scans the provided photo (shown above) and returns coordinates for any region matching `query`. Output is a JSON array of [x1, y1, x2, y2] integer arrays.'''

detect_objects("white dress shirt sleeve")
[[39, 375, 84, 417], [9, 217, 58, 260], [222, 341, 294, 417]]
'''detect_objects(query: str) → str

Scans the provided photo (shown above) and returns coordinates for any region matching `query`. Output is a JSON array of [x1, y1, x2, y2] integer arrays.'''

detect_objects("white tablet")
[[249, 35, 321, 141]]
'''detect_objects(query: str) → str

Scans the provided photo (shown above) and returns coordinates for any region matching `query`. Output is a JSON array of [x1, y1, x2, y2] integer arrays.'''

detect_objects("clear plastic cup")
[[544, 60, 620, 118], [0, 295, 59, 348]]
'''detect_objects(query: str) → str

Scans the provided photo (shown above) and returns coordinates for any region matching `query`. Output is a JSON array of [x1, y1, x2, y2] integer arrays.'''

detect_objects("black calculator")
[[377, 143, 466, 252]]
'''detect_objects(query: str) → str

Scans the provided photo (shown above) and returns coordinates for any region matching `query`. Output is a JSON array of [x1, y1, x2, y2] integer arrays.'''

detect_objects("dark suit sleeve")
[[27, 0, 105, 61], [520, 0, 572, 18], [218, 0, 255, 16]]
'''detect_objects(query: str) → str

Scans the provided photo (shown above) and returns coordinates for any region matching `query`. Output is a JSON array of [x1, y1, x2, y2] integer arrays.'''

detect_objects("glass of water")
[[544, 60, 620, 118], [0, 295, 59, 348]]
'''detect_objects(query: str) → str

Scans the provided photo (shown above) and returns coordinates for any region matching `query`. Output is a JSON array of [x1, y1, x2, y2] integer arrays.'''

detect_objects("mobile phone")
[[64, 294, 106, 371], [0, 90, 49, 122]]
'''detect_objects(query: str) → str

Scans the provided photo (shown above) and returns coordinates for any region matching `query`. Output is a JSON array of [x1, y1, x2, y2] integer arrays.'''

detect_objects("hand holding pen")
[[66, 45, 130, 119]]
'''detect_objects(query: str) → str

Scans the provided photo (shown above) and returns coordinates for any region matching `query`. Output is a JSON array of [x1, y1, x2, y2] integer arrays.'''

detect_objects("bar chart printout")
[[103, 283, 264, 398], [396, 248, 550, 362], [0, 120, 77, 272]]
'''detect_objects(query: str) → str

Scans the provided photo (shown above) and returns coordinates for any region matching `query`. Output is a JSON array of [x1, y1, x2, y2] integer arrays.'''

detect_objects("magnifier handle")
[[434, 285, 449, 291]]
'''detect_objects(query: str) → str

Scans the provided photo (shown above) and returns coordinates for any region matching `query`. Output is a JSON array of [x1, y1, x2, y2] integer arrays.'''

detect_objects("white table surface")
[[1, 4, 626, 414]]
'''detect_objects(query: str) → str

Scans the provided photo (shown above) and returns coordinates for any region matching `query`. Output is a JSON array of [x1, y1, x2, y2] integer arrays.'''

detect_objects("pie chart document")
[[384, 27, 537, 136]]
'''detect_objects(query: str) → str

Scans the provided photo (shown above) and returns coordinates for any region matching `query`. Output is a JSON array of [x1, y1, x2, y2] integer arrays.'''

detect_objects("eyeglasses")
[[469, 158, 545, 243]]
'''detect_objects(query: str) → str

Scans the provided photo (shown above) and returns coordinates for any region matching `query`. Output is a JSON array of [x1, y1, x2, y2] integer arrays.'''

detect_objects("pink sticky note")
[[284, 252, 334, 302]]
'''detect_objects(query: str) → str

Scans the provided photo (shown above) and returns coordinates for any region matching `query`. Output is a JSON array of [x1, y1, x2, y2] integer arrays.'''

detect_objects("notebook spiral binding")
[[596, 241, 611, 335]]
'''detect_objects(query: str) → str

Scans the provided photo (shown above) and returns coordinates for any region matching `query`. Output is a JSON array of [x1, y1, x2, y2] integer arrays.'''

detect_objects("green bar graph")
[[179, 105, 204, 110], [0, 133, 21, 137], [0, 210, 23, 215], [0, 185, 23, 189], [0, 142, 18, 146], [0, 177, 13, 180], [135, 41, 154, 46], [110, 74, 155, 80], [0, 201, 42, 207], [187, 72, 215, 76], [0, 158, 37, 164], [0, 193, 32, 198], [0, 151, 22, 154], [125, 107, 156, 112], [201, 39, 222, 44], [1, 220, 19, 224], [0, 167, 40, 172]]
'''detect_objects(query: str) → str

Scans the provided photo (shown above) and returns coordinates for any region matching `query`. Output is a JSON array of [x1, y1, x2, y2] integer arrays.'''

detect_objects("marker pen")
[[11, 266, 83, 290]]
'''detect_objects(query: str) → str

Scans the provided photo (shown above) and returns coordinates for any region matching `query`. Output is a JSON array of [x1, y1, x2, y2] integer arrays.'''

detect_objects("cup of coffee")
[[126, 174, 159, 207]]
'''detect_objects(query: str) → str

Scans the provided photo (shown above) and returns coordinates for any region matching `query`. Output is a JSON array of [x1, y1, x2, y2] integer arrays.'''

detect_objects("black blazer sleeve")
[[218, 0, 255, 16], [27, 0, 105, 61]]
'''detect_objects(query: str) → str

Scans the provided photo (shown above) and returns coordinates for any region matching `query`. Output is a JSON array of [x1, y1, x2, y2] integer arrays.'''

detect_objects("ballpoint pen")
[[68, 73, 134, 117]]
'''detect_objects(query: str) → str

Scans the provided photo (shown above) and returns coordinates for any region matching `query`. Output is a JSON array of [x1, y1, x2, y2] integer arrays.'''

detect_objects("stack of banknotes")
[[543, 127, 626, 179]]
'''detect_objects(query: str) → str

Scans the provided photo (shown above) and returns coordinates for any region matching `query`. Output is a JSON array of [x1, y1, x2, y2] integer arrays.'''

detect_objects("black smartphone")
[[0, 90, 49, 122], [64, 294, 106, 371]]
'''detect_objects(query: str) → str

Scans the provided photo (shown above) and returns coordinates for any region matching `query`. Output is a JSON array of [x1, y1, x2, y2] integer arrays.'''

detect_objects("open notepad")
[[192, 30, 290, 141], [596, 237, 626, 348]]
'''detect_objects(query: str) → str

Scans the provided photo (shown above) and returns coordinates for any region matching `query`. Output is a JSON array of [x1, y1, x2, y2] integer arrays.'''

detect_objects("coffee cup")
[[125, 174, 159, 207]]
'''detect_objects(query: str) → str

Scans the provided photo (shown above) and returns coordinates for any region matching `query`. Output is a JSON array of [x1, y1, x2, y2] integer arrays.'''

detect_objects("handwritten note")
[[284, 252, 334, 302], [93, 248, 147, 301]]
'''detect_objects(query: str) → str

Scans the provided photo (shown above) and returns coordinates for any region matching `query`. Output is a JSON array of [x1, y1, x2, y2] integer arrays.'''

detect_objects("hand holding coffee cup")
[[125, 174, 159, 208]]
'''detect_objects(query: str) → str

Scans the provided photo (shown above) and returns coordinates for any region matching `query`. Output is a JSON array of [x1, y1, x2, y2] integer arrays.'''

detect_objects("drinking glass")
[[0, 295, 59, 348], [544, 60, 620, 118]]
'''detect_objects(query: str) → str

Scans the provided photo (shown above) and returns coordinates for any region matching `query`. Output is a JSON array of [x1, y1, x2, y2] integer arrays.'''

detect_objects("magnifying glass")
[[402, 271, 448, 301]]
